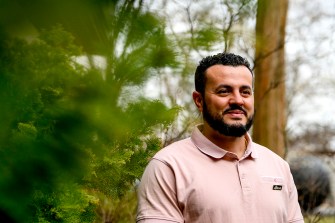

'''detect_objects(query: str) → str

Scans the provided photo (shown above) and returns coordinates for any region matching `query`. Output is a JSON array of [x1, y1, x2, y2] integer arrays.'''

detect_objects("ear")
[[192, 91, 203, 112]]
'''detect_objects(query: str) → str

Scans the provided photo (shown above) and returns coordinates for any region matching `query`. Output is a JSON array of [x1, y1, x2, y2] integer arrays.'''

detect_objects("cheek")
[[207, 98, 229, 112], [246, 98, 254, 108], [245, 99, 254, 113]]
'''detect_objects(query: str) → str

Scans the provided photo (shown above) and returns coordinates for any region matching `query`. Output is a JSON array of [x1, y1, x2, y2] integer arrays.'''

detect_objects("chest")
[[174, 158, 289, 222]]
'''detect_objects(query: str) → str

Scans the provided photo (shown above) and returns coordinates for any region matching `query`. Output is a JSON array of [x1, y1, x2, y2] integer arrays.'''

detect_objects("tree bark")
[[253, 0, 288, 158]]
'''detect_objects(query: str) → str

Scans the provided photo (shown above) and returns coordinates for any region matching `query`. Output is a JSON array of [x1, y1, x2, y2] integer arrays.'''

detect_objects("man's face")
[[198, 65, 254, 137]]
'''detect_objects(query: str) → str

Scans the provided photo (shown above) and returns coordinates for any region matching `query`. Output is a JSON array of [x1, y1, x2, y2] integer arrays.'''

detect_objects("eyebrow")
[[240, 85, 253, 90], [215, 84, 252, 90]]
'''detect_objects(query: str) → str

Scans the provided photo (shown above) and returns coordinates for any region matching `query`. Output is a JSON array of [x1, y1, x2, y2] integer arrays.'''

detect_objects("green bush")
[[0, 4, 177, 220]]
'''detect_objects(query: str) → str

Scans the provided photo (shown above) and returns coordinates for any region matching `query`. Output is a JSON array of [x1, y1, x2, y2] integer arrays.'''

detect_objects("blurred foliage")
[[0, 0, 178, 222], [304, 215, 335, 223]]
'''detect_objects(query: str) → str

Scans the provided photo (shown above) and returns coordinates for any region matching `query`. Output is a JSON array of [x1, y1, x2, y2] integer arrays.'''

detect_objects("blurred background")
[[0, 0, 334, 222]]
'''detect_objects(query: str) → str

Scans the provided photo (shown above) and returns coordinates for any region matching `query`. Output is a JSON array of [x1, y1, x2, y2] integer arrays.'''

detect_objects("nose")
[[229, 91, 244, 105]]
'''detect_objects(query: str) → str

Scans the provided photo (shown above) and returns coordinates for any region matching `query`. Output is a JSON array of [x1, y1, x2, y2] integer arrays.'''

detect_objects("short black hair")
[[194, 52, 253, 95]]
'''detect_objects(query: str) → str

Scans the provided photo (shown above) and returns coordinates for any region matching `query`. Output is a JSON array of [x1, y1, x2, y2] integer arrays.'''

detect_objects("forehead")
[[205, 64, 253, 87]]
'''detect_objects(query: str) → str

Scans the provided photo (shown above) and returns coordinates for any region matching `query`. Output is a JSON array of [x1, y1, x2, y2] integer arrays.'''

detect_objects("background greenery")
[[0, 1, 178, 221]]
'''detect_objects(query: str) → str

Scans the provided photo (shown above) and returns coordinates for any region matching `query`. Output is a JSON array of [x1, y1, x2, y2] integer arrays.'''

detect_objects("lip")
[[226, 112, 245, 118], [225, 109, 246, 116]]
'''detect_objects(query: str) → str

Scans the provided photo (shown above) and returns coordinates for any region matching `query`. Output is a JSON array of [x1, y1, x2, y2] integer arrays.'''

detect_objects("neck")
[[201, 124, 248, 158]]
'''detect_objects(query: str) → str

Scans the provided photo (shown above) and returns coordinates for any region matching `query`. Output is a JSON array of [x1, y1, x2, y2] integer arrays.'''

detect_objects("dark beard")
[[202, 101, 253, 137]]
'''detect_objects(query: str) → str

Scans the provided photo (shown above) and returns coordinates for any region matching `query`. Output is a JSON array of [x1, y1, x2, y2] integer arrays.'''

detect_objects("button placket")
[[237, 161, 251, 191]]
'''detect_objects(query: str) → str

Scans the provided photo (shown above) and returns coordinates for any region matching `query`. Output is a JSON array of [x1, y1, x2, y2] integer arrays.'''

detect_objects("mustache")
[[223, 104, 247, 115]]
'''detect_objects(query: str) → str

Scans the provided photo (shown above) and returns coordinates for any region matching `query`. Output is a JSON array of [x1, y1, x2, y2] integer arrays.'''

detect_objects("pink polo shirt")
[[136, 126, 304, 223]]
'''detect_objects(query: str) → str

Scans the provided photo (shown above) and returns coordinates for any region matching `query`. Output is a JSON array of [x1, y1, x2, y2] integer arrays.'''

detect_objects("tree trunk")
[[253, 0, 288, 158]]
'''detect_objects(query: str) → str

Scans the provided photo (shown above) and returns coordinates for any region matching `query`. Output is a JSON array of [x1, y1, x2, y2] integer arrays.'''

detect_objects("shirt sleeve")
[[287, 170, 304, 223], [136, 159, 184, 223]]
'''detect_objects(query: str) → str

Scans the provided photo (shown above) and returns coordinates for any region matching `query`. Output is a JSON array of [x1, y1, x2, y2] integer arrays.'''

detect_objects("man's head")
[[193, 53, 254, 137], [195, 53, 253, 96]]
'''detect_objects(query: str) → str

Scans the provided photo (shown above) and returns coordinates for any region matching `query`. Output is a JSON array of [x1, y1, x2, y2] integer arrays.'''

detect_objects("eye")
[[216, 88, 230, 96], [241, 89, 252, 96]]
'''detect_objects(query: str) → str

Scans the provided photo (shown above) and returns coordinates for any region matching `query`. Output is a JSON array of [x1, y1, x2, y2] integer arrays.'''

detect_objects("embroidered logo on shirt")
[[273, 185, 282, 190]]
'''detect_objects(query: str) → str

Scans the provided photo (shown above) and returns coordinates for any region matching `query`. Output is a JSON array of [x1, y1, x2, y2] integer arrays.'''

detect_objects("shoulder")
[[251, 142, 290, 168], [153, 137, 194, 160], [252, 142, 285, 159], [150, 136, 205, 173]]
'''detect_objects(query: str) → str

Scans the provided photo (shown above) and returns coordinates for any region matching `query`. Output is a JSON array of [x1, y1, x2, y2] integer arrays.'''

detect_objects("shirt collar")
[[191, 124, 258, 159]]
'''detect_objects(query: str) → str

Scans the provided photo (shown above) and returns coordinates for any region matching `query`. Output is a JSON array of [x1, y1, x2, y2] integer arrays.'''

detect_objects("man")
[[136, 53, 304, 223]]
